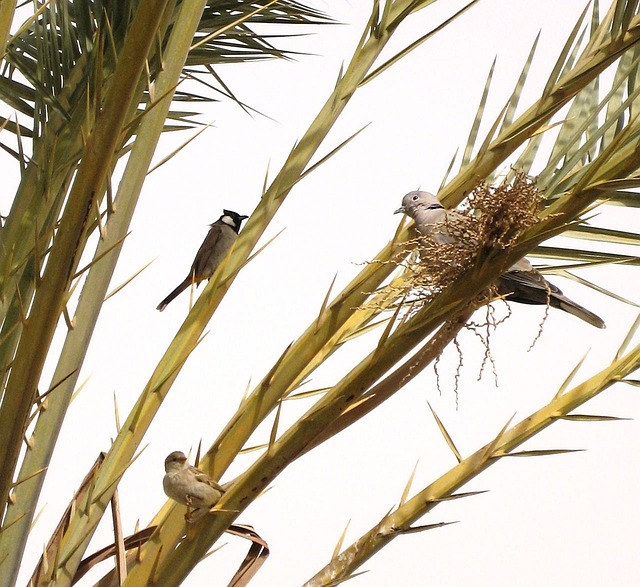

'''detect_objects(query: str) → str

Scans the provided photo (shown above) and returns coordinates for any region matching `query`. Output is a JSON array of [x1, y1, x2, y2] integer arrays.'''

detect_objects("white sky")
[[9, 1, 640, 585]]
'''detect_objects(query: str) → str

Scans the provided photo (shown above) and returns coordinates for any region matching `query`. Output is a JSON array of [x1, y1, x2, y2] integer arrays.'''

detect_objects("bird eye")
[[411, 194, 419, 201]]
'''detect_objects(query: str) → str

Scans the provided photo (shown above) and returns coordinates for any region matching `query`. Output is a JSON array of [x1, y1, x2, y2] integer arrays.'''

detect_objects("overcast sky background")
[[8, 1, 640, 585]]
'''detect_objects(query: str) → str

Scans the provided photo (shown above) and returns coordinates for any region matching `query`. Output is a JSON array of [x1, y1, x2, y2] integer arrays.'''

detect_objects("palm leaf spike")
[[104, 257, 155, 302], [427, 402, 462, 463], [501, 32, 540, 134], [479, 414, 516, 462], [110, 488, 127, 584], [439, 147, 459, 190], [554, 351, 590, 399], [430, 490, 490, 503], [394, 520, 458, 535], [267, 399, 283, 453], [315, 273, 338, 331], [462, 57, 496, 168], [560, 414, 631, 421], [553, 269, 639, 307], [502, 449, 585, 457], [331, 520, 351, 562], [373, 293, 405, 356], [540, 4, 590, 101], [113, 392, 121, 433], [399, 462, 419, 506], [359, 0, 481, 87], [616, 311, 640, 359]]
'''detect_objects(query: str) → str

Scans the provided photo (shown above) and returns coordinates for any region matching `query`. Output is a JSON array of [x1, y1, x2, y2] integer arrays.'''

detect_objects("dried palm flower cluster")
[[468, 172, 543, 252], [394, 172, 543, 310]]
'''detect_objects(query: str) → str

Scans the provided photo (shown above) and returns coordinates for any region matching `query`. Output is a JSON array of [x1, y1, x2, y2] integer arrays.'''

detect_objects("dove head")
[[394, 191, 443, 219]]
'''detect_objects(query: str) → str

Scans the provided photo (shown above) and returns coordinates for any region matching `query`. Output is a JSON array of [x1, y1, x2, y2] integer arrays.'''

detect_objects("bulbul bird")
[[163, 450, 225, 511], [157, 209, 248, 311], [395, 191, 605, 328]]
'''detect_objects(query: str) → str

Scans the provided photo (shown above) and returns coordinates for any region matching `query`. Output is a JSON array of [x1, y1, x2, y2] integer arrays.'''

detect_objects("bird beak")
[[394, 206, 405, 215]]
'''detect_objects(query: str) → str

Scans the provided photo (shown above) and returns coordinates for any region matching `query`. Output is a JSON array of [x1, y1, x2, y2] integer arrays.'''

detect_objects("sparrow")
[[162, 450, 225, 512], [157, 209, 248, 311], [395, 191, 605, 328]]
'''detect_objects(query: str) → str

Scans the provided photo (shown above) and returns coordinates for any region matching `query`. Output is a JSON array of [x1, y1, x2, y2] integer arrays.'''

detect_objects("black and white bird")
[[395, 191, 605, 328], [163, 450, 225, 510], [157, 209, 248, 311]]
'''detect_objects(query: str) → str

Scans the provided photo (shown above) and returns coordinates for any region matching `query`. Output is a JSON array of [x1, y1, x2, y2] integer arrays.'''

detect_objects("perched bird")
[[395, 191, 605, 328], [163, 451, 225, 511], [157, 209, 248, 311]]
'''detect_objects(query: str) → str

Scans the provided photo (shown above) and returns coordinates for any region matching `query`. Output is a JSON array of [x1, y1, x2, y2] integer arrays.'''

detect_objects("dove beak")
[[394, 206, 406, 215]]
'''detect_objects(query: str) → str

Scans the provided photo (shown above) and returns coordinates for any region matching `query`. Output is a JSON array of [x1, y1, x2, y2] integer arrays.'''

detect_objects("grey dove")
[[157, 209, 248, 311], [395, 191, 605, 328]]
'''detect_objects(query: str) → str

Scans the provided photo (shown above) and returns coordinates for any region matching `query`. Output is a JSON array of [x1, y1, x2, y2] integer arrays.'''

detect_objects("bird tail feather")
[[557, 298, 605, 329], [157, 278, 191, 312]]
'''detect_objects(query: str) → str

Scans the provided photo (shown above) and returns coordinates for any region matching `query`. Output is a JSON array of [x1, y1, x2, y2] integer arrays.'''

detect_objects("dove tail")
[[555, 297, 605, 329]]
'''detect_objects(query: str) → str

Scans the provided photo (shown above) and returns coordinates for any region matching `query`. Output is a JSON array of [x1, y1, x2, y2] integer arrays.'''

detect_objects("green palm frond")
[[0, 0, 329, 140], [305, 334, 640, 586]]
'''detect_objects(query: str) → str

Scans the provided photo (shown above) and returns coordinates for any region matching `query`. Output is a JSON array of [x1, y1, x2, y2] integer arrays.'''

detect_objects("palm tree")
[[0, 1, 638, 585]]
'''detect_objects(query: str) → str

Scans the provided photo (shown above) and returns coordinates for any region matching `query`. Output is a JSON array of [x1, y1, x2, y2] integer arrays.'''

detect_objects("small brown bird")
[[157, 209, 248, 311], [162, 450, 225, 511]]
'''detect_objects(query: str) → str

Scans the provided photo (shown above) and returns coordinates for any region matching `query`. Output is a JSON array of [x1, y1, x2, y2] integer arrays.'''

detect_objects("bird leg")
[[184, 495, 194, 522]]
